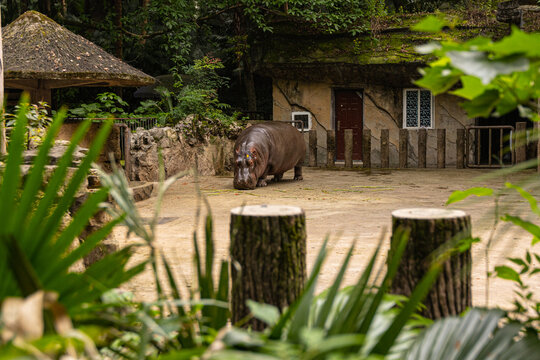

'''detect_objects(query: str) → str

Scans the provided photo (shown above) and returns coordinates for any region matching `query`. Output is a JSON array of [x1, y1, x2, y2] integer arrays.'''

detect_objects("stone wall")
[[273, 79, 474, 167], [130, 126, 235, 181]]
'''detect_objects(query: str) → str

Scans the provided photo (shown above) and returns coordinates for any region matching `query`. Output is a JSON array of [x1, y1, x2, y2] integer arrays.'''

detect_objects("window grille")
[[403, 89, 433, 128], [291, 111, 312, 131]]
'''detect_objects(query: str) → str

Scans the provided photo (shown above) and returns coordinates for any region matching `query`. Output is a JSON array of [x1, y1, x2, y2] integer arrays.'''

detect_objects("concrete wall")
[[273, 79, 474, 167]]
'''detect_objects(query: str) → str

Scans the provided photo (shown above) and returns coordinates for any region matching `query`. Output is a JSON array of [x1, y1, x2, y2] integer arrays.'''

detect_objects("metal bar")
[[488, 128, 492, 166], [500, 129, 503, 164], [477, 128, 480, 166]]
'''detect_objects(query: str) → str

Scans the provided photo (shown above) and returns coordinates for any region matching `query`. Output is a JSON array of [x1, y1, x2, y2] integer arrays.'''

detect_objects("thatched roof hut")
[[3, 10, 154, 103]]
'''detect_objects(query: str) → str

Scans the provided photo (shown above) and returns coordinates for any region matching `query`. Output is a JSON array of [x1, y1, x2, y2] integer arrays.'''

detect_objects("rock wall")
[[130, 126, 235, 181]]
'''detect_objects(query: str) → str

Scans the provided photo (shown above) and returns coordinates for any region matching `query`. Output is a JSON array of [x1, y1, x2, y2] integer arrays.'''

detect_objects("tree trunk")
[[390, 208, 472, 319], [242, 57, 257, 112], [344, 129, 353, 168], [114, 0, 123, 59], [0, 10, 6, 156], [230, 205, 306, 330]]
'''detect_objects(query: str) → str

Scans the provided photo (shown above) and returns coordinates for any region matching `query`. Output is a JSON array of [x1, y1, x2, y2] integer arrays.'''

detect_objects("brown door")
[[335, 90, 363, 160]]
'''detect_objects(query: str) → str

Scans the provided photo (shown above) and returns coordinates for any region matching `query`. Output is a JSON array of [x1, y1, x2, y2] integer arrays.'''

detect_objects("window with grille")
[[403, 89, 433, 128], [292, 111, 312, 131]]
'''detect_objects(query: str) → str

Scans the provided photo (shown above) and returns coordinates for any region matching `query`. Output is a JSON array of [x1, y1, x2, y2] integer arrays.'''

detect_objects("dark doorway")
[[476, 110, 533, 165], [335, 90, 363, 160]]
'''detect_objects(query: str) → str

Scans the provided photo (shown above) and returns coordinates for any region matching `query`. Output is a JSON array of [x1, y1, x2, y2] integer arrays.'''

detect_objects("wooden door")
[[335, 90, 363, 160]]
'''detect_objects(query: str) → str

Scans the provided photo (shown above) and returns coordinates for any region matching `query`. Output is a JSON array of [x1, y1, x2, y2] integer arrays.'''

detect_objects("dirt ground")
[[113, 167, 540, 310]]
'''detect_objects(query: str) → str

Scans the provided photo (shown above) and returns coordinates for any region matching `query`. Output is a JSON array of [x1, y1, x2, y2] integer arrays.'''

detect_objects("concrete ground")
[[114, 167, 540, 310]]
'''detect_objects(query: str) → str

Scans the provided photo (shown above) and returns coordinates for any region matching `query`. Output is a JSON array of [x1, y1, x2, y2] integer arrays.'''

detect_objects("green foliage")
[[415, 23, 540, 119], [93, 161, 230, 357], [204, 231, 451, 359], [0, 96, 146, 357], [5, 101, 53, 149], [146, 56, 246, 139], [405, 308, 540, 359], [68, 92, 130, 118]]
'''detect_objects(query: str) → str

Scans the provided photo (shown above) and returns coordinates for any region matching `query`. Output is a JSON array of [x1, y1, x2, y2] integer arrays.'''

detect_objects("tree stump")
[[230, 205, 307, 330], [390, 208, 472, 319]]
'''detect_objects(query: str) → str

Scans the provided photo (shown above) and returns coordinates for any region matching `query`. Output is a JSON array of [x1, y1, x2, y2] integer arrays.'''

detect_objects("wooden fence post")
[[437, 129, 446, 169], [456, 128, 465, 169], [399, 129, 408, 168], [381, 129, 389, 168], [516, 121, 527, 164], [230, 205, 307, 330], [418, 129, 427, 168], [344, 129, 353, 168], [309, 129, 317, 167], [390, 208, 472, 319], [363, 129, 371, 169], [326, 130, 335, 167]]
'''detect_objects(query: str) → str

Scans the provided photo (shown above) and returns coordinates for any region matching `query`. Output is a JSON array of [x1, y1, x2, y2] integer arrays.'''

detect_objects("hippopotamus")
[[233, 122, 306, 190]]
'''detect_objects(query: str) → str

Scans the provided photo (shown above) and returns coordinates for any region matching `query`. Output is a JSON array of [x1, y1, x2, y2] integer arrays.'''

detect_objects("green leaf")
[[501, 215, 540, 245], [414, 66, 461, 95], [411, 15, 448, 33], [450, 76, 488, 100], [505, 183, 540, 216], [446, 187, 494, 205], [247, 301, 280, 327], [447, 51, 529, 85], [494, 266, 521, 284], [490, 27, 540, 57], [460, 89, 500, 118]]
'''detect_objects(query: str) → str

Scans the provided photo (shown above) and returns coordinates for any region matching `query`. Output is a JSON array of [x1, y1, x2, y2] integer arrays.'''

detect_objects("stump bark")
[[230, 205, 307, 330], [390, 208, 472, 319]]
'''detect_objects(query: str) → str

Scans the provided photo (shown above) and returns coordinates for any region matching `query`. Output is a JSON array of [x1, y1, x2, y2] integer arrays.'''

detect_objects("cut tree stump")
[[230, 205, 307, 330], [390, 208, 472, 319]]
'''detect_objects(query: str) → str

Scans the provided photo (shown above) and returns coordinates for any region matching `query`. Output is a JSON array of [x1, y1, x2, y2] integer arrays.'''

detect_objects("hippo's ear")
[[235, 148, 240, 154]]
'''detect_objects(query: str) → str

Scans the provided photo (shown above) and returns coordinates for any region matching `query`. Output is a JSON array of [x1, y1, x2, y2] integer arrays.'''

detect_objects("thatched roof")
[[3, 11, 154, 91]]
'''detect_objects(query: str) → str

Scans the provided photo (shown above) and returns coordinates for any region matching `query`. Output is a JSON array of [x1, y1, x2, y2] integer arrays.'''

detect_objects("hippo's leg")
[[272, 173, 283, 182], [257, 176, 268, 187], [294, 165, 303, 181]]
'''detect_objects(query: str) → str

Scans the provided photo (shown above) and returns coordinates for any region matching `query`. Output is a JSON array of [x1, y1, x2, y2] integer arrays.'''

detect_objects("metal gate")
[[466, 125, 515, 168]]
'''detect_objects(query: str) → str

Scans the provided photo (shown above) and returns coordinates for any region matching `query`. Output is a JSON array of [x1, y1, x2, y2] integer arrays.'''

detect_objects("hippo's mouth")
[[233, 180, 256, 190]]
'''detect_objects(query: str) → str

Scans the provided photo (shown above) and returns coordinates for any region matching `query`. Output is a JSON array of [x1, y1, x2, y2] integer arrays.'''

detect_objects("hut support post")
[[0, 11, 5, 156], [230, 205, 307, 330], [390, 208, 472, 319]]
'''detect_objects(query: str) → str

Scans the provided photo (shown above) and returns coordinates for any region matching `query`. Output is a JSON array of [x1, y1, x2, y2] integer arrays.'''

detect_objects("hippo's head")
[[233, 145, 259, 190]]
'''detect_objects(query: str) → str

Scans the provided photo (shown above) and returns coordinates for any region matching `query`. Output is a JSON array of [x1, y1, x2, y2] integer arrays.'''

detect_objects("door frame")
[[332, 88, 365, 161]]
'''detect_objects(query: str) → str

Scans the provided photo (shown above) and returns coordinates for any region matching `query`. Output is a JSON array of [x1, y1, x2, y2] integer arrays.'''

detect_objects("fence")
[[308, 122, 530, 169]]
